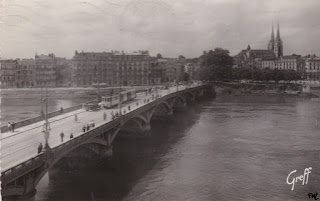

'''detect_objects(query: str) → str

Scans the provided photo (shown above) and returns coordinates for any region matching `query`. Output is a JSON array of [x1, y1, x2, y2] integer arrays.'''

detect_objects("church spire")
[[268, 23, 275, 51], [276, 23, 280, 39], [271, 22, 274, 41]]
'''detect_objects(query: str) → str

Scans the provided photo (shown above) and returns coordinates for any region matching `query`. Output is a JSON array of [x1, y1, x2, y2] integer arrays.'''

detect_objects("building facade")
[[1, 54, 72, 88], [165, 58, 185, 83], [0, 60, 18, 88], [17, 59, 36, 88], [305, 57, 320, 81], [72, 50, 151, 87], [150, 58, 166, 85], [34, 53, 58, 87]]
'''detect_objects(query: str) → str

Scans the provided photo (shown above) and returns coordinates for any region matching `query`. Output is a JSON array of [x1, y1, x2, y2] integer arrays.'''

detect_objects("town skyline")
[[1, 0, 320, 59]]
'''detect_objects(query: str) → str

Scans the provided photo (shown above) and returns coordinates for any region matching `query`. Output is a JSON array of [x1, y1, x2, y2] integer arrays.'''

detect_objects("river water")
[[2, 94, 320, 201]]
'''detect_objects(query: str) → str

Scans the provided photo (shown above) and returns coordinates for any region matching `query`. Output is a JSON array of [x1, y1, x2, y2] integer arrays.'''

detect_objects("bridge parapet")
[[1, 154, 45, 185]]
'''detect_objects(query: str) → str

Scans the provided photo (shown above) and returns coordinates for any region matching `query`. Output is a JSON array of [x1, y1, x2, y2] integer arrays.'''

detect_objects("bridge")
[[0, 84, 213, 201]]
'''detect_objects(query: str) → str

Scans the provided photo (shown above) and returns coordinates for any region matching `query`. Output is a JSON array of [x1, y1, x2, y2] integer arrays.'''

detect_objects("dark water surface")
[[0, 97, 93, 123], [3, 95, 320, 200]]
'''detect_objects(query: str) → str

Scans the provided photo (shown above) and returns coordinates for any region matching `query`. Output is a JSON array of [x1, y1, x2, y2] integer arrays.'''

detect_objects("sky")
[[1, 0, 320, 59]]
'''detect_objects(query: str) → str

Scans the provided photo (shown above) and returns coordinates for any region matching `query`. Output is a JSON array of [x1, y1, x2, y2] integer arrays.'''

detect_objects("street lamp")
[[40, 87, 44, 116], [42, 87, 51, 150], [118, 68, 122, 116]]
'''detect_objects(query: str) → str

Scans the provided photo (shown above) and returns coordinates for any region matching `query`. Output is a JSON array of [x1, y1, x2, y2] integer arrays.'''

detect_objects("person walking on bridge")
[[11, 122, 15, 132], [60, 131, 65, 142], [74, 114, 78, 122], [38, 143, 43, 154], [70, 133, 74, 139], [103, 112, 107, 121], [7, 122, 11, 132], [82, 125, 86, 132]]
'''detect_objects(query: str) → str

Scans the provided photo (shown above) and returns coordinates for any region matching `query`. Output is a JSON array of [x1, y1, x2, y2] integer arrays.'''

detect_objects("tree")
[[178, 55, 186, 61], [199, 48, 233, 81], [183, 72, 190, 82], [156, 53, 163, 59]]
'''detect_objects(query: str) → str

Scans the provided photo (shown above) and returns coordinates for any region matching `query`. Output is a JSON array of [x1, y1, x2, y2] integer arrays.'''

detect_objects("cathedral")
[[268, 23, 283, 58], [234, 23, 304, 75]]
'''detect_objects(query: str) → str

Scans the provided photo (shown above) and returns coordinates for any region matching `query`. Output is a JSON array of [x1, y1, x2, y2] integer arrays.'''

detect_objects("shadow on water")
[[36, 99, 209, 201]]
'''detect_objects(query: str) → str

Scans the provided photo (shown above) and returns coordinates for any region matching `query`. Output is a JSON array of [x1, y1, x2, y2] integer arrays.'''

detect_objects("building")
[[277, 56, 304, 72], [72, 50, 151, 87], [0, 60, 18, 88], [234, 23, 306, 77], [234, 45, 276, 68], [305, 56, 320, 81], [165, 58, 185, 83], [150, 58, 166, 85], [17, 59, 36, 88], [34, 53, 57, 87], [56, 58, 72, 87]]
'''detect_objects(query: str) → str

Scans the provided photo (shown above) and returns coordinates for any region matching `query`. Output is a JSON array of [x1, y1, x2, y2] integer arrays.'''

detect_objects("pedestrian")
[[38, 143, 43, 154], [103, 112, 107, 121], [70, 133, 74, 139], [87, 124, 90, 131], [92, 120, 95, 127], [74, 114, 78, 122], [136, 102, 138, 106], [11, 122, 15, 132], [128, 105, 130, 111], [8, 122, 11, 132], [60, 131, 64, 142], [60, 107, 64, 113], [82, 125, 86, 132]]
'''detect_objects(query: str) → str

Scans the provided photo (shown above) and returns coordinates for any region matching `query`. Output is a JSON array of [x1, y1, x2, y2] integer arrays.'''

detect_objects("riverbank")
[[213, 82, 319, 98]]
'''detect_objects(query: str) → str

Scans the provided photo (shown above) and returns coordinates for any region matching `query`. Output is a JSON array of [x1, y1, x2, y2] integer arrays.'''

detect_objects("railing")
[[1, 154, 45, 184]]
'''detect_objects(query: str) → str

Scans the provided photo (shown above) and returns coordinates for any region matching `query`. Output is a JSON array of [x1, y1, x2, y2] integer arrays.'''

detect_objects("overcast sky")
[[1, 0, 320, 59]]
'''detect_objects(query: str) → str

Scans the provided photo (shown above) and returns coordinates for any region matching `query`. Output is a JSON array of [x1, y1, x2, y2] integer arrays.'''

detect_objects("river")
[[2, 94, 320, 201]]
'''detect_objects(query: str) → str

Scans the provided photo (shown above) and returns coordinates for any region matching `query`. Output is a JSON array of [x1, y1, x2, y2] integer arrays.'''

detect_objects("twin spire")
[[268, 22, 283, 57], [271, 22, 281, 40]]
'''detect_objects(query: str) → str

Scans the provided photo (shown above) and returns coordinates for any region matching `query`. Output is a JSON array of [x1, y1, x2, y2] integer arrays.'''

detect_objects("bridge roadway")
[[0, 84, 197, 172]]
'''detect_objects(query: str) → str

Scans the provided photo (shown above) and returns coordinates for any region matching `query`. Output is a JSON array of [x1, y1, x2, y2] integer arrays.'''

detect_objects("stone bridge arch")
[[150, 100, 173, 118]]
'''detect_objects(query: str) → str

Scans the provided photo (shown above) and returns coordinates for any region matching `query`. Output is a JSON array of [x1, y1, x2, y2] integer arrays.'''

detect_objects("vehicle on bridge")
[[84, 100, 101, 111], [99, 89, 136, 108]]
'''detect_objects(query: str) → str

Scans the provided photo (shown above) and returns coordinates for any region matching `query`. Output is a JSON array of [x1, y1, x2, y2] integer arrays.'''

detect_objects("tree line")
[[196, 48, 302, 82]]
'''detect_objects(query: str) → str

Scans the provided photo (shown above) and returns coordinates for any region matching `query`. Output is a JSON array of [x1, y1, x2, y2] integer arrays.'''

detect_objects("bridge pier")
[[140, 122, 151, 133], [167, 109, 173, 116], [101, 145, 113, 159]]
